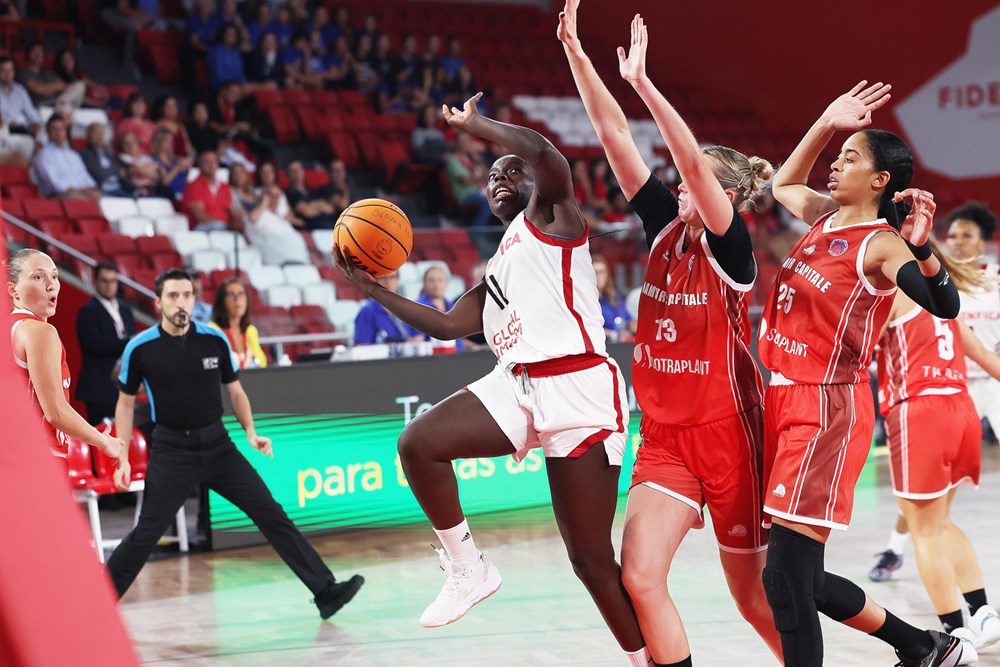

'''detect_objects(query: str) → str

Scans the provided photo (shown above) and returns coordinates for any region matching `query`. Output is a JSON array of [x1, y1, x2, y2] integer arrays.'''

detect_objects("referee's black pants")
[[107, 421, 334, 597]]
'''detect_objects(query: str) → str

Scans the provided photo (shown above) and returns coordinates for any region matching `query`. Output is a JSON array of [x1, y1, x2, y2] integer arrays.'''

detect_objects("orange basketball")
[[333, 198, 413, 277]]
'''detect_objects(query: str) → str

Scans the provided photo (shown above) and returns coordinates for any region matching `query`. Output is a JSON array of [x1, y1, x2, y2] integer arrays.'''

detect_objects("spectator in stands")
[[79, 122, 130, 197], [208, 81, 270, 163], [323, 158, 352, 218], [247, 2, 274, 47], [151, 94, 194, 159], [115, 92, 156, 152], [332, 5, 353, 48], [210, 277, 267, 368], [309, 5, 338, 48], [150, 127, 191, 199], [54, 49, 110, 109], [186, 0, 224, 58], [190, 270, 213, 323], [285, 159, 336, 230], [482, 101, 514, 162], [240, 161, 311, 265], [403, 265, 462, 351], [601, 189, 640, 231], [76, 262, 137, 424], [182, 150, 241, 231], [186, 100, 221, 154], [368, 34, 395, 84], [32, 115, 100, 199], [440, 36, 466, 80], [592, 254, 633, 341], [411, 104, 447, 164], [353, 271, 409, 345], [444, 132, 494, 227], [352, 34, 377, 92], [375, 74, 407, 115], [118, 130, 160, 197], [322, 35, 355, 90], [246, 31, 285, 87], [356, 12, 380, 51], [0, 1, 19, 20], [283, 30, 327, 89], [271, 4, 295, 47], [572, 158, 609, 218], [287, 0, 310, 23], [0, 56, 41, 138], [101, 0, 161, 71], [216, 0, 250, 48], [418, 35, 442, 82], [207, 24, 249, 91], [18, 43, 84, 112], [591, 158, 611, 207], [229, 161, 257, 211], [446, 65, 479, 111], [394, 34, 420, 91]]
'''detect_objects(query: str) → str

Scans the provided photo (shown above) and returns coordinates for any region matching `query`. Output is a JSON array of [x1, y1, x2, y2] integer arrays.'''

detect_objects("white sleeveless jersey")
[[960, 261, 1000, 379], [481, 211, 607, 365]]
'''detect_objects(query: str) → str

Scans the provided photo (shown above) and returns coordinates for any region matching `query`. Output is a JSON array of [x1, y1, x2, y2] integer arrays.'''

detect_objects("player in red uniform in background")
[[559, 7, 781, 666], [7, 248, 129, 488], [759, 83, 963, 667], [876, 243, 1000, 662]]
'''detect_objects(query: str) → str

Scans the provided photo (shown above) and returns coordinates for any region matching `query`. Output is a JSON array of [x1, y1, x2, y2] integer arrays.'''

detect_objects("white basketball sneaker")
[[970, 605, 1000, 649], [419, 548, 502, 628], [951, 628, 979, 665]]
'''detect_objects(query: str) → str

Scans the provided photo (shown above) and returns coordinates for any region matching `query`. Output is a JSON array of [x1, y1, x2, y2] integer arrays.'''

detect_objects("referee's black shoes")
[[314, 574, 365, 620], [894, 630, 963, 667]]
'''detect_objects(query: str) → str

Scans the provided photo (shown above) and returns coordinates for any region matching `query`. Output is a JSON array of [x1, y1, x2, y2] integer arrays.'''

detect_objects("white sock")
[[623, 646, 651, 666], [434, 519, 479, 566], [887, 530, 910, 555]]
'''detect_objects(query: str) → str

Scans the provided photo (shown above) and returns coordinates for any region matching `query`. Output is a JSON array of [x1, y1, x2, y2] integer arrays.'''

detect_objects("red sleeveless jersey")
[[633, 219, 764, 425], [10, 309, 71, 457], [877, 306, 967, 414], [759, 211, 897, 384]]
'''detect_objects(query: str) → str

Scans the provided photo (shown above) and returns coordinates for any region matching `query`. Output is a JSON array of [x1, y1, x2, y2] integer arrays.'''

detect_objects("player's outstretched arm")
[[620, 13, 734, 238], [443, 94, 572, 207], [334, 244, 487, 340], [558, 0, 649, 200], [773, 80, 891, 224]]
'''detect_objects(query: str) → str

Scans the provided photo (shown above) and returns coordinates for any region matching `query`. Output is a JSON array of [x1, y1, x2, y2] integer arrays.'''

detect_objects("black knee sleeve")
[[762, 524, 825, 632], [815, 572, 867, 622]]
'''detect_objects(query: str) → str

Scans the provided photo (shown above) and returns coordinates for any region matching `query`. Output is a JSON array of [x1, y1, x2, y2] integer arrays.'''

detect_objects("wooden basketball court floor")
[[117, 448, 1000, 666]]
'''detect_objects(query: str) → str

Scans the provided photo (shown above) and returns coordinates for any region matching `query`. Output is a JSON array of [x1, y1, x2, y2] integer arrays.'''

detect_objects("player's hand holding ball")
[[332, 197, 412, 293]]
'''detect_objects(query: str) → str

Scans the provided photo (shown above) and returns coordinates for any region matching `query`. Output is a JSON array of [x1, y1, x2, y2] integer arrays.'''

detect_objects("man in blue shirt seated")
[[32, 115, 101, 199], [353, 271, 414, 345]]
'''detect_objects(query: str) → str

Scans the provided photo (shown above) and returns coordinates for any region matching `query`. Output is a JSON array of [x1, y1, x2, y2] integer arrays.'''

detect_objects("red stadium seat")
[[74, 217, 111, 236], [356, 132, 382, 168], [97, 233, 138, 256], [294, 106, 325, 143], [2, 183, 40, 201], [23, 198, 64, 221], [0, 165, 31, 185], [37, 218, 74, 238], [327, 131, 361, 169], [61, 199, 102, 219], [264, 106, 300, 144], [134, 234, 174, 255], [114, 253, 150, 277], [146, 43, 182, 82], [254, 89, 282, 110]]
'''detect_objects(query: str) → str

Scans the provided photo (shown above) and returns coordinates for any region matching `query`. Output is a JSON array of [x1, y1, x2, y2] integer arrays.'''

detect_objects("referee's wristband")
[[905, 239, 933, 261]]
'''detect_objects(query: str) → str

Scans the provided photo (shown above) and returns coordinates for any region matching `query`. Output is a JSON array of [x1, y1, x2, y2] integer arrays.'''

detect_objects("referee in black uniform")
[[106, 269, 363, 618]]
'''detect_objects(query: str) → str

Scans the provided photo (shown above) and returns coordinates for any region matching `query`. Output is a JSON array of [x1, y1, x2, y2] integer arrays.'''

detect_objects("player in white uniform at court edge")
[[333, 94, 651, 666]]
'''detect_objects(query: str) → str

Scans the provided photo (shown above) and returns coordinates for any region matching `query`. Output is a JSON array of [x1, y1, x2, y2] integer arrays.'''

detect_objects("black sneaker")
[[893, 630, 962, 667], [314, 574, 364, 620], [869, 550, 903, 582]]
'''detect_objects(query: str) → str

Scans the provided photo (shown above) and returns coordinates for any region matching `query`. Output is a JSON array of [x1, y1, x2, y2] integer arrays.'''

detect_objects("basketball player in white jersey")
[[946, 203, 1000, 433], [333, 95, 650, 665]]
